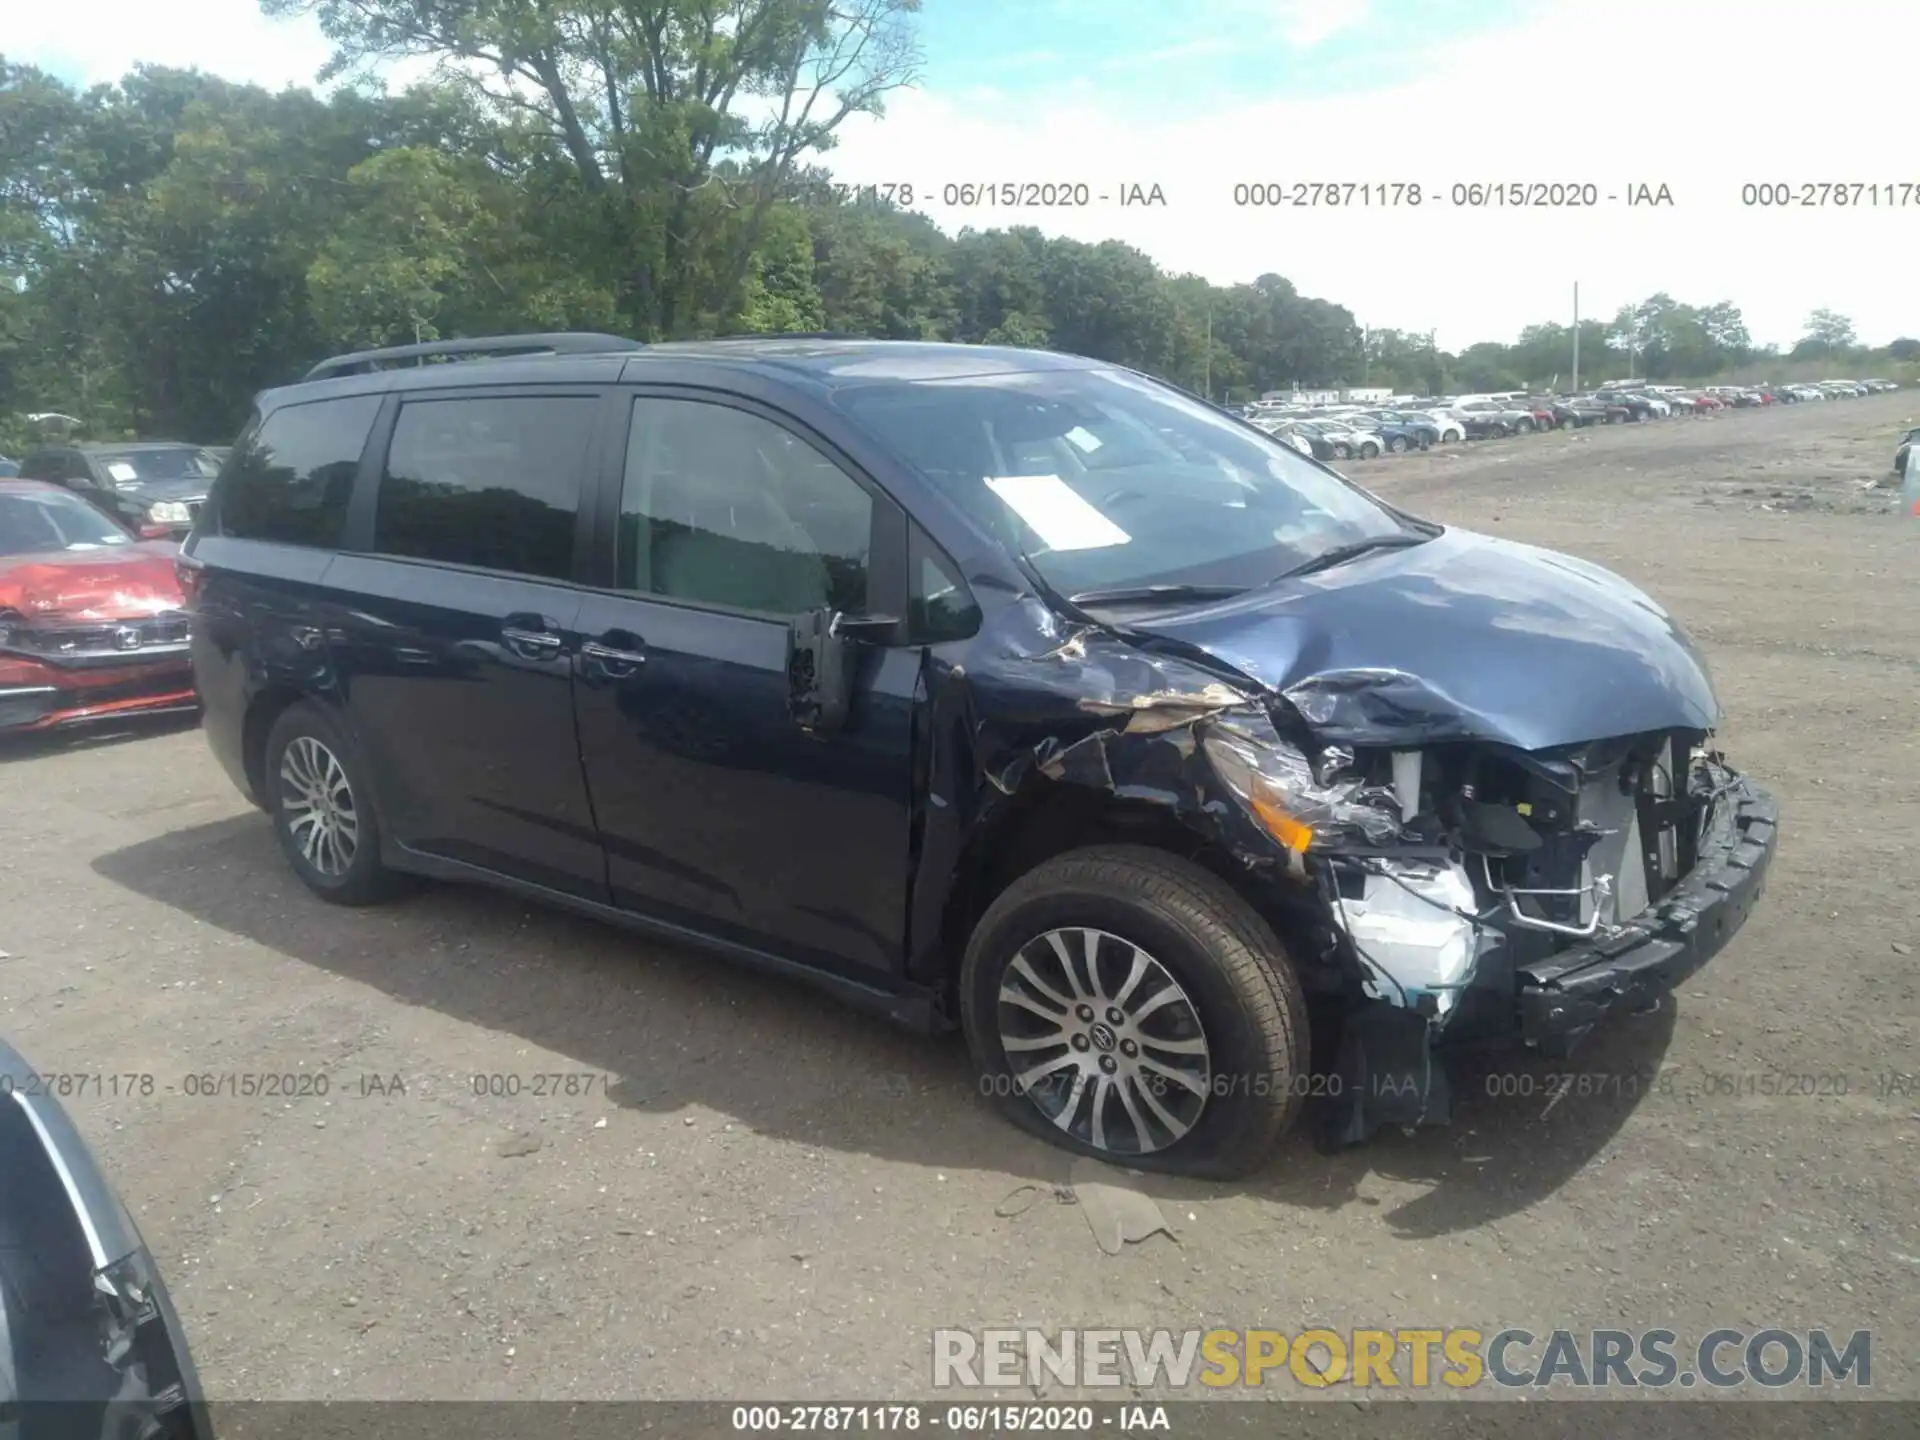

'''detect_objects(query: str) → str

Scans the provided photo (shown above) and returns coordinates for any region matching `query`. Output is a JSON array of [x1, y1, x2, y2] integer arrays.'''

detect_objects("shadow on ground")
[[94, 814, 1678, 1236], [0, 711, 201, 765]]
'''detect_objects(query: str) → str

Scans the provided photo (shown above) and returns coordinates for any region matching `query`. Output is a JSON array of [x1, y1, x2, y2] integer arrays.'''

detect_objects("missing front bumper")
[[1514, 773, 1779, 1053]]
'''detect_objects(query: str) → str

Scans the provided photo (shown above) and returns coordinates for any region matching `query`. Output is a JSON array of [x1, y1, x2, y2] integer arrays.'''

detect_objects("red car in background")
[[0, 479, 197, 734]]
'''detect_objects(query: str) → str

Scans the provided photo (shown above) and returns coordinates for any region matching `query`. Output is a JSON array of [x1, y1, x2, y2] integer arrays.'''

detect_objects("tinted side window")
[[373, 396, 595, 581], [908, 527, 980, 642], [218, 396, 381, 546], [618, 399, 872, 616]]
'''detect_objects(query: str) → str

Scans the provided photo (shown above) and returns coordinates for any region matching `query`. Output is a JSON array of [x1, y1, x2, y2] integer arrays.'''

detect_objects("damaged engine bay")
[[925, 570, 1777, 1149]]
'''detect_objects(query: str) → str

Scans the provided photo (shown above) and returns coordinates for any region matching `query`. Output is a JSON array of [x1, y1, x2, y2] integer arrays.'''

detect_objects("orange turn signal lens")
[[1249, 791, 1314, 853]]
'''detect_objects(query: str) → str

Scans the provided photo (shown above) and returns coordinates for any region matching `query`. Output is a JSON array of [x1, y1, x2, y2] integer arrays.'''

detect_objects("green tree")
[[731, 204, 825, 332], [1799, 308, 1856, 356], [263, 0, 925, 338]]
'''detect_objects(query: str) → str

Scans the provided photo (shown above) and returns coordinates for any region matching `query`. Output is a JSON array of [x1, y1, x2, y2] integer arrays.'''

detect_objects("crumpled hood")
[[1121, 527, 1719, 751], [0, 543, 184, 620]]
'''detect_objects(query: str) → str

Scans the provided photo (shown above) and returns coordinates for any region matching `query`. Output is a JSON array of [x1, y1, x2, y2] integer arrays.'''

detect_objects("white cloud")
[[10, 0, 1914, 350], [1277, 0, 1373, 48], [829, 0, 1920, 348], [10, 0, 335, 90]]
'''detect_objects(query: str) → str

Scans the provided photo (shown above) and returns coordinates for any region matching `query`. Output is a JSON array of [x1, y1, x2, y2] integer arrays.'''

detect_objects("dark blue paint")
[[322, 554, 606, 900], [1127, 527, 1719, 750], [571, 591, 919, 978], [189, 340, 1728, 1014]]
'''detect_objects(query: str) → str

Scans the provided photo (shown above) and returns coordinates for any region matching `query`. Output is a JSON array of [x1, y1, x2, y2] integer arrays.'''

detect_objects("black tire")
[[959, 845, 1310, 1179], [1332, 443, 1352, 460], [1359, 441, 1381, 459], [263, 702, 403, 906], [1387, 435, 1408, 454]]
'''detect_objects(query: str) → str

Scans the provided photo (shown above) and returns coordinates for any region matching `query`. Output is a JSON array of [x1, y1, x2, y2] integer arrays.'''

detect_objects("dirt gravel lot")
[[2, 391, 1916, 1403]]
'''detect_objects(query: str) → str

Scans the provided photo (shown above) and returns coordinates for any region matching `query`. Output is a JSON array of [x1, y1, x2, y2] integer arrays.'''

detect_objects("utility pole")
[[1203, 302, 1212, 400], [1571, 281, 1580, 393]]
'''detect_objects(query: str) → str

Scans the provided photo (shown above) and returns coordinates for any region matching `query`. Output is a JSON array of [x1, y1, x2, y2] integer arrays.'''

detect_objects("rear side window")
[[373, 396, 595, 581], [218, 396, 381, 546]]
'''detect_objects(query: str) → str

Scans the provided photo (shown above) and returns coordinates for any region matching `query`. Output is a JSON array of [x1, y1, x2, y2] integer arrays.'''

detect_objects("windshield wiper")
[[1066, 582, 1247, 606], [1272, 532, 1431, 580]]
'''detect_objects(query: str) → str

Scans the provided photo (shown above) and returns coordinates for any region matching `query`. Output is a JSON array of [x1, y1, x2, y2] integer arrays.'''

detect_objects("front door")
[[571, 393, 918, 979]]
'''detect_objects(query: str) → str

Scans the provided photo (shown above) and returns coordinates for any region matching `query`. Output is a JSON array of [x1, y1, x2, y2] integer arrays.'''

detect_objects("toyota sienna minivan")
[[182, 332, 1778, 1176]]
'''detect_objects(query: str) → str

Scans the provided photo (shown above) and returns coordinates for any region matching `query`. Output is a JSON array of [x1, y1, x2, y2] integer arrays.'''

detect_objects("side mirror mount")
[[786, 608, 897, 735]]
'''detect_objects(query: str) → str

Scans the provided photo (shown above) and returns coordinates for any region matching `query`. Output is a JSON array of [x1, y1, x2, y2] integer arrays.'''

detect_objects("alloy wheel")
[[278, 735, 359, 877], [995, 927, 1212, 1156]]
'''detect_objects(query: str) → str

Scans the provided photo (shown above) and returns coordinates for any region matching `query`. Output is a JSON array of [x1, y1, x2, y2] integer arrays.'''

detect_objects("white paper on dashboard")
[[106, 462, 139, 482], [1062, 425, 1104, 452], [984, 474, 1131, 551]]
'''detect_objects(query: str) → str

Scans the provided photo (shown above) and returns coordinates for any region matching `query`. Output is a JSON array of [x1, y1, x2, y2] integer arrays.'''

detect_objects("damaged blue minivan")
[[183, 334, 1779, 1177]]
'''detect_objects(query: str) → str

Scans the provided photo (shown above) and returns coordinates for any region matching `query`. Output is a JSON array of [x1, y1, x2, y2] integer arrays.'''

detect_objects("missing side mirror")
[[786, 609, 897, 735]]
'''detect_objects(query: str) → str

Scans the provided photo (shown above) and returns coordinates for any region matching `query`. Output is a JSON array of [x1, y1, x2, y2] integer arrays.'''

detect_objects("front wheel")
[[264, 702, 403, 905], [960, 846, 1310, 1178], [1332, 443, 1352, 459], [1359, 441, 1381, 459], [1387, 435, 1409, 454]]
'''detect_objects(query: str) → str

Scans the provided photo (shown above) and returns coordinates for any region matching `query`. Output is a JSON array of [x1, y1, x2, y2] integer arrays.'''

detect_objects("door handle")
[[582, 641, 647, 665], [580, 637, 647, 679], [499, 619, 566, 661]]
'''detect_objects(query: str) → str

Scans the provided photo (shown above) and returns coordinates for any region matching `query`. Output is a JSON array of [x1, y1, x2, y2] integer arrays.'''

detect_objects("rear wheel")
[[1332, 442, 1352, 460], [961, 846, 1309, 1179], [264, 703, 403, 905], [1514, 417, 1535, 433], [1387, 435, 1409, 454], [1359, 440, 1381, 459]]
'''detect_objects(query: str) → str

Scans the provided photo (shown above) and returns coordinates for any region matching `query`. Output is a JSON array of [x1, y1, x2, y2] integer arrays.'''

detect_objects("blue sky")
[[911, 0, 1534, 113], [9, 0, 1916, 349]]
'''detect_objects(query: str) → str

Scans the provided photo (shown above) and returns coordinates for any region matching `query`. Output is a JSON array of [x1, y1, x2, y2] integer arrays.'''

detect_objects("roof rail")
[[705, 331, 869, 342], [301, 332, 645, 383]]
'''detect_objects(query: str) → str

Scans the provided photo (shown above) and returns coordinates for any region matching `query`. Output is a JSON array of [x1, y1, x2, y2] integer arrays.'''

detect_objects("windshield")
[[0, 489, 135, 556], [93, 448, 221, 484], [835, 367, 1417, 596]]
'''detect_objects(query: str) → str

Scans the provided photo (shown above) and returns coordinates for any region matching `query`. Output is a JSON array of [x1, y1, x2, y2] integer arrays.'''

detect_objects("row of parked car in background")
[[0, 442, 228, 536], [1227, 377, 1905, 462]]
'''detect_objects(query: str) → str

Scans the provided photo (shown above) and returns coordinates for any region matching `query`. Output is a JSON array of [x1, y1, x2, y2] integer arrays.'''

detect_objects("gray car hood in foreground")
[[0, 1036, 209, 1432], [1119, 527, 1719, 751]]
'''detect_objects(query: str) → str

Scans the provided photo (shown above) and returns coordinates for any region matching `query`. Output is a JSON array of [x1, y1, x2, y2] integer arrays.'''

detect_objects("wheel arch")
[[926, 777, 1315, 1006], [241, 684, 362, 810], [241, 685, 309, 807]]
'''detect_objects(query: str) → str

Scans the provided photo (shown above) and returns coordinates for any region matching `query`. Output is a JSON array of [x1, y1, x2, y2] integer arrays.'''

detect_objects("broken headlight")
[[1202, 713, 1406, 853]]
